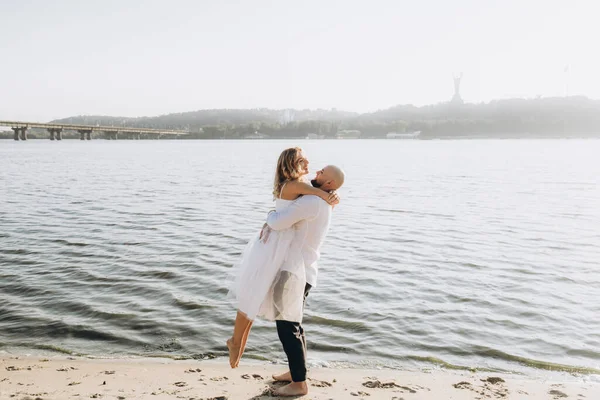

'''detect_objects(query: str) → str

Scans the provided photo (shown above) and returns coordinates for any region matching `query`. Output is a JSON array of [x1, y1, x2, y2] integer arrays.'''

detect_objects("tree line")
[[3, 96, 600, 139]]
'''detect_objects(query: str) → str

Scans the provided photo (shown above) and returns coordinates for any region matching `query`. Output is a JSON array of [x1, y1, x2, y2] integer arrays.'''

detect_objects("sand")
[[0, 355, 598, 400]]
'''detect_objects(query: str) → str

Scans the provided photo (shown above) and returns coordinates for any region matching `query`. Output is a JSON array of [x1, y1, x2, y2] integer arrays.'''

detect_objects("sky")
[[0, 0, 598, 121]]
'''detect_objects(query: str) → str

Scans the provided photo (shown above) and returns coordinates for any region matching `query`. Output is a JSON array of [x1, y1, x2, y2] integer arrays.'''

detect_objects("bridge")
[[0, 120, 189, 141]]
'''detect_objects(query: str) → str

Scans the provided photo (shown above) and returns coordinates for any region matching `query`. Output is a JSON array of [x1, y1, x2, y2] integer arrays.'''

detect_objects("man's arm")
[[266, 196, 322, 231]]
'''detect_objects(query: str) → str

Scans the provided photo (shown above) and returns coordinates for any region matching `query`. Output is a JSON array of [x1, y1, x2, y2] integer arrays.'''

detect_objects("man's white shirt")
[[266, 195, 332, 287]]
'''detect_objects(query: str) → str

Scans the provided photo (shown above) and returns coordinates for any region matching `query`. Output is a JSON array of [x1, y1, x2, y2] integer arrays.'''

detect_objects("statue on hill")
[[452, 73, 464, 104]]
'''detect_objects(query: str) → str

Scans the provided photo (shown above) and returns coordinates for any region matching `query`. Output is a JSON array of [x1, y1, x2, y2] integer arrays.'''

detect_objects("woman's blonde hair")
[[273, 147, 305, 199]]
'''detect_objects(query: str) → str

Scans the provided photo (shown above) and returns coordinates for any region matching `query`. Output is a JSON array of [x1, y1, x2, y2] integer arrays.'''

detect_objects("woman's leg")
[[237, 318, 253, 368], [227, 310, 253, 368]]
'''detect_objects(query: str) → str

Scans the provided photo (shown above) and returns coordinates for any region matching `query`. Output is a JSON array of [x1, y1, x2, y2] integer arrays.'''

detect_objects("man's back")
[[266, 195, 332, 287], [299, 196, 331, 287]]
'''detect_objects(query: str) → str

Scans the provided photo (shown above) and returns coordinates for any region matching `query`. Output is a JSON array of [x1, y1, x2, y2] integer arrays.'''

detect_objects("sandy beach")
[[0, 355, 597, 400]]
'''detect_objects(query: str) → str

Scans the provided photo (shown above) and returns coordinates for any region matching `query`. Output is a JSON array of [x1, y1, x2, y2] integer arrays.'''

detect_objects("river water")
[[1, 139, 599, 378]]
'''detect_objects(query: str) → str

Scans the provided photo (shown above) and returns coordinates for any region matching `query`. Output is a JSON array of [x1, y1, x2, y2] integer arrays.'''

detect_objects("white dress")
[[228, 197, 307, 323]]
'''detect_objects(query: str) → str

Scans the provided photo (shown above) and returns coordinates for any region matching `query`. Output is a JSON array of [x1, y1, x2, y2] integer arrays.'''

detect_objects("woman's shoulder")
[[279, 179, 301, 200]]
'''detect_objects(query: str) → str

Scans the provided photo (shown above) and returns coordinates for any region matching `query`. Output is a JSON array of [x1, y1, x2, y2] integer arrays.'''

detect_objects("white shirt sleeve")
[[266, 196, 322, 231]]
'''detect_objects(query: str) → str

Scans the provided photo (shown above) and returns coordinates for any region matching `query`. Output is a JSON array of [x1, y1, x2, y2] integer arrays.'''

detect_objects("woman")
[[227, 147, 338, 368]]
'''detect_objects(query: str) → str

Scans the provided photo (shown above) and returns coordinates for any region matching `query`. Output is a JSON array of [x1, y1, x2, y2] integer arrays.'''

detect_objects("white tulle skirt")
[[228, 227, 307, 323]]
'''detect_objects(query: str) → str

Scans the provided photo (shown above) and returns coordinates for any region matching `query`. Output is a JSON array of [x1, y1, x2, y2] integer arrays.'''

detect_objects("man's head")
[[311, 165, 345, 192]]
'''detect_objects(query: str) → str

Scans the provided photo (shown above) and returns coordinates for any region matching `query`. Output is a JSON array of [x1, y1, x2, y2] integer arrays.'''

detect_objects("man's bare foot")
[[273, 381, 308, 397], [226, 338, 240, 368], [272, 371, 292, 382]]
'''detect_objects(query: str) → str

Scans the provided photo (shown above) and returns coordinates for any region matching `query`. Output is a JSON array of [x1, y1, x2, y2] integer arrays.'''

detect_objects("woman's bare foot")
[[273, 381, 308, 397], [272, 371, 292, 382], [226, 338, 240, 368]]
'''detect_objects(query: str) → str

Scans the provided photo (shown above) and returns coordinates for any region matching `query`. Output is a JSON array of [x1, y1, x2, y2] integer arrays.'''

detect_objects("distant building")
[[243, 131, 269, 139], [336, 129, 361, 139], [386, 131, 421, 139], [279, 109, 295, 125]]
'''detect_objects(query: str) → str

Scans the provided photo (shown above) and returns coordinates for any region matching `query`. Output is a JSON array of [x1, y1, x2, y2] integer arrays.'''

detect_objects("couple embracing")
[[227, 147, 345, 397]]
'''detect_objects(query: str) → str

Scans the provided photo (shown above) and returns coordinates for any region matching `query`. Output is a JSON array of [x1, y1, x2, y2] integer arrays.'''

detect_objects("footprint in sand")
[[309, 378, 332, 387], [185, 368, 202, 373], [481, 377, 505, 385], [453, 381, 472, 389], [481, 377, 509, 398], [57, 367, 77, 372], [173, 381, 188, 387], [103, 370, 115, 375], [210, 377, 229, 382], [350, 390, 371, 396], [363, 380, 416, 393], [549, 389, 569, 399], [241, 374, 263, 380], [25, 392, 48, 398], [454, 378, 509, 399]]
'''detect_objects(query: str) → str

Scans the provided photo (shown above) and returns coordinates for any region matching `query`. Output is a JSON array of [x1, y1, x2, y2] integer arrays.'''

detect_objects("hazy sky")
[[1, 0, 598, 121]]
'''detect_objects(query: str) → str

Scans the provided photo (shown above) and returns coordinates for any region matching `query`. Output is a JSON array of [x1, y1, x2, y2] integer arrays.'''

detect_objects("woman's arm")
[[283, 180, 339, 205]]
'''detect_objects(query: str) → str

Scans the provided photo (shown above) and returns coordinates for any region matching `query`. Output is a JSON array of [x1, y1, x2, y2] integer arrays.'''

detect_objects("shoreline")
[[1, 355, 598, 400], [4, 345, 598, 378]]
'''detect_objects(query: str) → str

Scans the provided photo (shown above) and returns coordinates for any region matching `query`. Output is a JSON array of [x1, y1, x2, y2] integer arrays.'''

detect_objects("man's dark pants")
[[276, 282, 312, 383]]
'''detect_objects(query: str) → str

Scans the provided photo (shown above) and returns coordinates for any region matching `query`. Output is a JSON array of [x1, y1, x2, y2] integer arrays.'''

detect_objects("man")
[[262, 165, 345, 397]]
